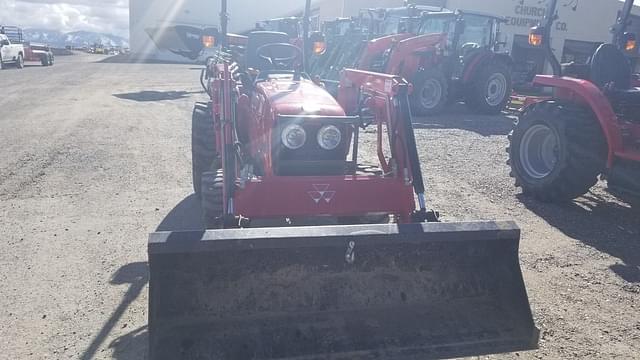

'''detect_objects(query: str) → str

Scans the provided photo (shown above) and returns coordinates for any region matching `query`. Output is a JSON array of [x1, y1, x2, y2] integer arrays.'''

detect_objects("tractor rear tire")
[[191, 102, 219, 195], [201, 170, 224, 229], [466, 62, 511, 115], [410, 69, 449, 116], [508, 101, 607, 202]]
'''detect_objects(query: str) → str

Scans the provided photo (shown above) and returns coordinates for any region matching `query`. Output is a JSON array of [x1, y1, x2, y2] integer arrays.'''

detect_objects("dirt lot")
[[0, 53, 638, 359]]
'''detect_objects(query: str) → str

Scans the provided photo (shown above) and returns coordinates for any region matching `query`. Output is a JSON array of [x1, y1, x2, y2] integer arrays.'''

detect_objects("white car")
[[0, 33, 25, 69]]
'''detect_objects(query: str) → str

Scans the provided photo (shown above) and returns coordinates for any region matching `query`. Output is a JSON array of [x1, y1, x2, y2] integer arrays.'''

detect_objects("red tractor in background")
[[147, 0, 538, 359], [315, 9, 513, 115], [311, 4, 445, 81], [508, 0, 640, 201], [361, 10, 513, 115]]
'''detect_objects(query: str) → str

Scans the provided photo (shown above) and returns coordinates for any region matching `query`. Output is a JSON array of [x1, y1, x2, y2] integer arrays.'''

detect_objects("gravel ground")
[[0, 53, 638, 359]]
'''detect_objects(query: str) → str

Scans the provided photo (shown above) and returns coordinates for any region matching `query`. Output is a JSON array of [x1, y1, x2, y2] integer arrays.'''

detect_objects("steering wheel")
[[256, 43, 303, 70]]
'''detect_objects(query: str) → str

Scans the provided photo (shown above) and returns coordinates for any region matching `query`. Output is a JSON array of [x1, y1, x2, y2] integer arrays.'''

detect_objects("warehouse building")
[[130, 0, 640, 69]]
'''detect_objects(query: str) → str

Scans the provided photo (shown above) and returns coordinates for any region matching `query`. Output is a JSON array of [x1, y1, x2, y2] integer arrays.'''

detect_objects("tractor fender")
[[531, 75, 624, 167], [462, 52, 513, 83]]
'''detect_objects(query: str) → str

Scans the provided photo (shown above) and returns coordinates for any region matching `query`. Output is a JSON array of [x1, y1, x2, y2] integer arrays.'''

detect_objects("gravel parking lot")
[[1, 53, 638, 359]]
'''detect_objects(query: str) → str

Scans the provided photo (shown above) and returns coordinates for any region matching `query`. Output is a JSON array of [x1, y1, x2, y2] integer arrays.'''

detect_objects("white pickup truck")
[[0, 33, 25, 69]]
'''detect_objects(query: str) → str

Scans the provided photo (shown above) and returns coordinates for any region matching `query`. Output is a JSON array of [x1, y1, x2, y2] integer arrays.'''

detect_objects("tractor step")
[[148, 221, 538, 359]]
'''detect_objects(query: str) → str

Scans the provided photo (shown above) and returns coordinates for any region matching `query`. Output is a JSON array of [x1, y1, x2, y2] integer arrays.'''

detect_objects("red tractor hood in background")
[[259, 79, 346, 116], [386, 33, 447, 77]]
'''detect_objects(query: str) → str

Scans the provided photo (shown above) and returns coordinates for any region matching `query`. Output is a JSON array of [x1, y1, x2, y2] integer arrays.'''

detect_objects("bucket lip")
[[148, 220, 520, 255]]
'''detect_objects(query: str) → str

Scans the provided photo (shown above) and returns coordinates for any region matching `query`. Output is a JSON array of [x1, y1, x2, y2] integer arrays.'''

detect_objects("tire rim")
[[485, 72, 507, 107], [420, 79, 442, 109], [519, 124, 560, 179]]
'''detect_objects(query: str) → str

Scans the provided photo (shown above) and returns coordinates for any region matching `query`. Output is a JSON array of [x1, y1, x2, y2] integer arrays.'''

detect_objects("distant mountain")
[[23, 29, 129, 48]]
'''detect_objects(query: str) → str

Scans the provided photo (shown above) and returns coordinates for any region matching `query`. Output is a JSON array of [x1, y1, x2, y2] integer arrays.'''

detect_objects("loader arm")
[[357, 33, 414, 70], [337, 69, 431, 215]]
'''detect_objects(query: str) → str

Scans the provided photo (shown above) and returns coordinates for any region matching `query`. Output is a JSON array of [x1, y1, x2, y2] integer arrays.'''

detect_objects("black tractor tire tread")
[[201, 169, 224, 229], [191, 102, 219, 194], [508, 101, 607, 202], [466, 62, 512, 115], [410, 69, 449, 116]]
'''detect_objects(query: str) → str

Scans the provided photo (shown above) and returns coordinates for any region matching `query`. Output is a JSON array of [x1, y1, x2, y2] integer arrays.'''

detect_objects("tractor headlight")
[[281, 124, 307, 150], [317, 125, 342, 150]]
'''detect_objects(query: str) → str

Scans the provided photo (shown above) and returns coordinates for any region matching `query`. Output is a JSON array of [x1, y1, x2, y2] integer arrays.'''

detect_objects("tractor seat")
[[589, 43, 640, 109], [590, 43, 632, 90]]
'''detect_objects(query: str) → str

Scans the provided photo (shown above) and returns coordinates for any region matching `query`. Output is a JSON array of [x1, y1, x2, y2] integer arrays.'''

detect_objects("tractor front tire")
[[41, 55, 49, 66], [191, 102, 219, 195], [508, 101, 607, 202], [466, 62, 511, 115], [201, 170, 224, 229], [410, 69, 449, 116]]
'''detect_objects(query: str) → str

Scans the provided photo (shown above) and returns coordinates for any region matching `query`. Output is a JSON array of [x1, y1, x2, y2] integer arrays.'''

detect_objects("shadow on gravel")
[[98, 196, 204, 359], [114, 90, 202, 102], [412, 104, 515, 137], [81, 262, 149, 360], [106, 195, 205, 359], [98, 54, 193, 64], [518, 192, 640, 283], [156, 194, 205, 231], [110, 325, 149, 360]]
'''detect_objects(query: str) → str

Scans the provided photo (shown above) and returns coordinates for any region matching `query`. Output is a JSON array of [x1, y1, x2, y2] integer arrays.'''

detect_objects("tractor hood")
[[259, 78, 345, 117]]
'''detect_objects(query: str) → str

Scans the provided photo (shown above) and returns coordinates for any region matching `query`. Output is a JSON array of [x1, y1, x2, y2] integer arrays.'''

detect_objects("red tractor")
[[359, 10, 513, 115], [508, 0, 640, 201], [147, 1, 538, 359], [312, 4, 445, 82]]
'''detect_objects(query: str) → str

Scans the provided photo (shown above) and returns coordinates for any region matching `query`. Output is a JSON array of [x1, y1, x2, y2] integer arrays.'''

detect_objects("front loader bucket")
[[148, 221, 538, 360]]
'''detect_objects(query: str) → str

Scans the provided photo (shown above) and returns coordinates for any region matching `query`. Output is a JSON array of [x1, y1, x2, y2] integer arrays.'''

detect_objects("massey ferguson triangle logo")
[[308, 184, 336, 204]]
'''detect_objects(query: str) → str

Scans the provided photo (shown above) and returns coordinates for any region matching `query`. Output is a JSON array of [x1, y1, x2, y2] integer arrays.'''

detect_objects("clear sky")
[[0, 0, 130, 38]]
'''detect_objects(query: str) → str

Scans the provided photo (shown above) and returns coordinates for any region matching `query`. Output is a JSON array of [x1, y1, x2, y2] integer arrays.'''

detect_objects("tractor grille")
[[274, 115, 357, 176]]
